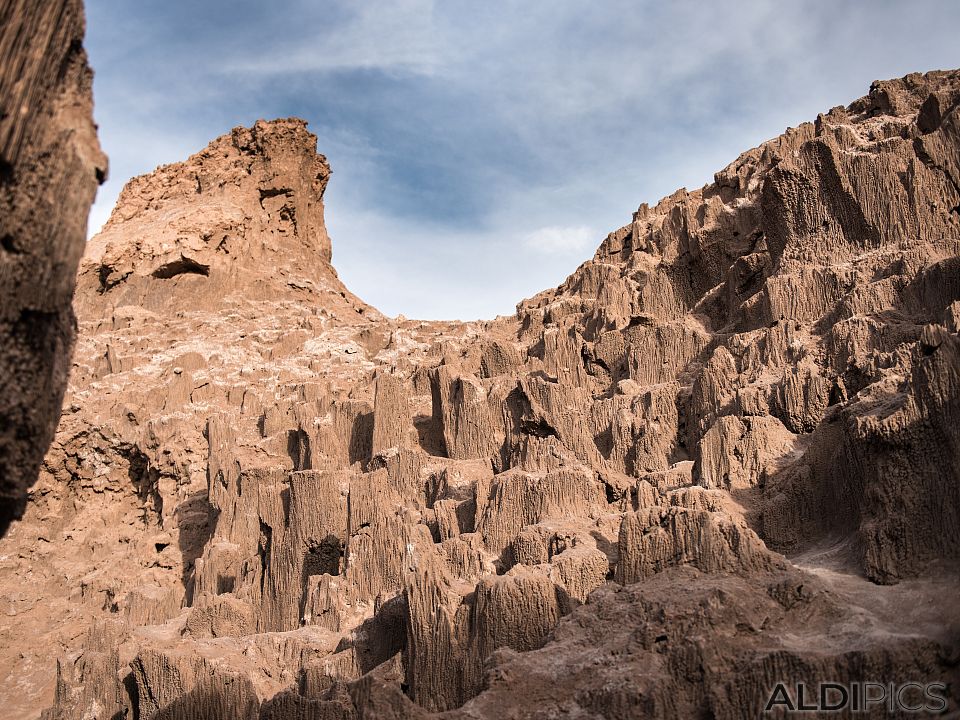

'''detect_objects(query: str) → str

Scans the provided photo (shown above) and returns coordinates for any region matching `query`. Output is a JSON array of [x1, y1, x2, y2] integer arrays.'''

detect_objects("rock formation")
[[1, 69, 959, 719], [0, 0, 106, 534]]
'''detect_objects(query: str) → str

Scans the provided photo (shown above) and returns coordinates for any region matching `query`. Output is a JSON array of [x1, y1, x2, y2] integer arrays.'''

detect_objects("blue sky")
[[84, 1, 960, 320]]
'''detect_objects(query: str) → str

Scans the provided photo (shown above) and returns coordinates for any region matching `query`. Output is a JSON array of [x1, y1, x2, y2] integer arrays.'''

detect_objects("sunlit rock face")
[[2, 56, 960, 719]]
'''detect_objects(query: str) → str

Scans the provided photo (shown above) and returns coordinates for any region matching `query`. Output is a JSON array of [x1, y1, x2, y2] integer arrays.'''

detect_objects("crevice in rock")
[[0, 233, 21, 254], [519, 417, 559, 439], [914, 136, 960, 200], [150, 256, 210, 279], [97, 264, 130, 292], [258, 186, 291, 209], [0, 158, 14, 186], [119, 443, 163, 525]]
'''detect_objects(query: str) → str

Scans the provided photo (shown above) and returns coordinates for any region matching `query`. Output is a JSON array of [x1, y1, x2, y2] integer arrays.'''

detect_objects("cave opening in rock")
[[303, 534, 344, 578]]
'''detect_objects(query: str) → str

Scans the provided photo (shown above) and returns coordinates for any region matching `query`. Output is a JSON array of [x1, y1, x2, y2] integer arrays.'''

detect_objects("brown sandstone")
[[1, 45, 959, 720]]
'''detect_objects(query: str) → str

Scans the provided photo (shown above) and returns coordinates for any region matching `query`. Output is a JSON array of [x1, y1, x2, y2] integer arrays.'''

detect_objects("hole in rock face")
[[0, 159, 13, 185], [97, 264, 113, 292], [604, 481, 618, 504], [258, 186, 290, 202], [626, 314, 655, 329], [1, 234, 21, 253], [303, 534, 344, 577], [520, 417, 559, 439], [151, 256, 210, 279], [155, 542, 170, 552]]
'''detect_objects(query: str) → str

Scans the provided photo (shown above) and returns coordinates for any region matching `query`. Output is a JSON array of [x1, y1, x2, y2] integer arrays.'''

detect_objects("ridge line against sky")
[[84, 0, 960, 321]]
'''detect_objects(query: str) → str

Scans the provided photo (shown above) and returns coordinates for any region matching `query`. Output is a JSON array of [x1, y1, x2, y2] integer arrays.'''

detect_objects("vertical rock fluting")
[[0, 0, 106, 533], [2, 70, 959, 719]]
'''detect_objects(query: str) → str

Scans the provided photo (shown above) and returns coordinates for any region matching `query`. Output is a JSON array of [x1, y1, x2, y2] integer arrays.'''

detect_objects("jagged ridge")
[[1, 71, 958, 719]]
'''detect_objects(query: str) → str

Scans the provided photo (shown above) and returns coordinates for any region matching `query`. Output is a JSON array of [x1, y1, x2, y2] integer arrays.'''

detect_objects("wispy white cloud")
[[524, 226, 596, 255], [223, 0, 446, 76], [84, 0, 960, 319]]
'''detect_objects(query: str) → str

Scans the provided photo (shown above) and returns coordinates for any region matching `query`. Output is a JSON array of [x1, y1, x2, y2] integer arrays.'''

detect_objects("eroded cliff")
[[1, 71, 958, 719]]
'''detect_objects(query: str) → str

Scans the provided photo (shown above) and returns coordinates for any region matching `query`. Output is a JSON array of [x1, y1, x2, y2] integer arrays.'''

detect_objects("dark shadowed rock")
[[0, 0, 105, 534]]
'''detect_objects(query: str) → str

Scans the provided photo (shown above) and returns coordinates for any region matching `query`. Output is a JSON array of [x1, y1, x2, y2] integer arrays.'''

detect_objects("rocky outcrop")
[[2, 70, 960, 719], [453, 566, 960, 719], [615, 500, 780, 583], [0, 0, 105, 534], [77, 118, 349, 318]]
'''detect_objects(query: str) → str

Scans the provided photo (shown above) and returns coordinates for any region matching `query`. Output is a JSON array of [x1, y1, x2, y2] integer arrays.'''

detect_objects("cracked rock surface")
[[1, 69, 960, 719]]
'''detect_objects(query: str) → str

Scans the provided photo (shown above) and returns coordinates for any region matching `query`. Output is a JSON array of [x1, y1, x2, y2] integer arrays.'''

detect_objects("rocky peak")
[[77, 118, 358, 319]]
